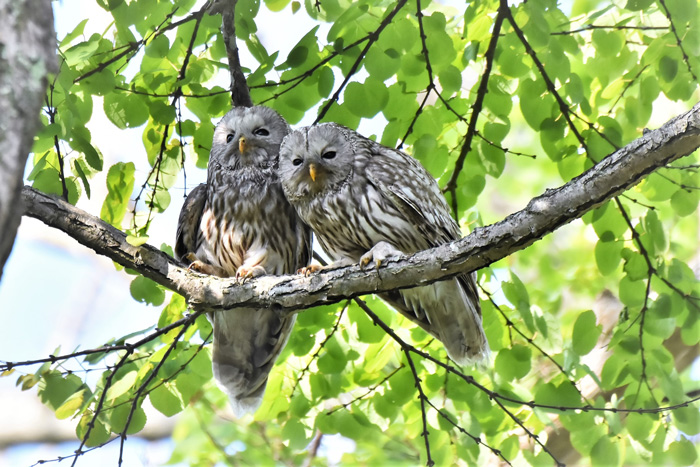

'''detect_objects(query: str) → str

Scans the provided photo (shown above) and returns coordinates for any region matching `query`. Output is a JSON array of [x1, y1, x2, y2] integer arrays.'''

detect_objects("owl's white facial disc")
[[210, 106, 289, 169], [278, 123, 354, 201]]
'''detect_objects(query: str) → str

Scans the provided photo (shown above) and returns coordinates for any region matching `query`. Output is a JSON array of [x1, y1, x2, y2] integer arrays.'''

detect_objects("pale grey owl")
[[278, 123, 489, 364], [175, 106, 312, 415]]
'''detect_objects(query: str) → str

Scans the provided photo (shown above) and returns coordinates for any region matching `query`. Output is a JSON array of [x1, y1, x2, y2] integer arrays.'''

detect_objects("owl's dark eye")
[[226, 134, 235, 143], [254, 128, 270, 136], [292, 158, 303, 166], [321, 151, 336, 160]]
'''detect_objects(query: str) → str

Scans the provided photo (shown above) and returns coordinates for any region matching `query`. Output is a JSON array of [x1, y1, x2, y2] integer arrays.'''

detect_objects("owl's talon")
[[360, 241, 403, 270], [187, 260, 227, 277], [236, 265, 266, 283], [298, 264, 324, 276]]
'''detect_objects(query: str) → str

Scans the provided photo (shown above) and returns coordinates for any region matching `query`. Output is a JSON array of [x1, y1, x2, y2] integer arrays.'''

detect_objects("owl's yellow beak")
[[309, 163, 317, 182], [239, 136, 247, 153]]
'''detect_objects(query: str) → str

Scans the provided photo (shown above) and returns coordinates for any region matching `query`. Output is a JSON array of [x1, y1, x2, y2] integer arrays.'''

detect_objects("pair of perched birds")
[[175, 106, 489, 415]]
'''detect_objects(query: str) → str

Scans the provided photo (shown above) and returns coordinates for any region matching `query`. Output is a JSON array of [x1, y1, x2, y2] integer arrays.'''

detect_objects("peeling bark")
[[0, 0, 57, 280], [21, 101, 700, 313]]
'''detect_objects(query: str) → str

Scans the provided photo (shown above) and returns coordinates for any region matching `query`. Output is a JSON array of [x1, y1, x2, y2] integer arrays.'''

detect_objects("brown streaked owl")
[[175, 106, 312, 415], [278, 123, 489, 365]]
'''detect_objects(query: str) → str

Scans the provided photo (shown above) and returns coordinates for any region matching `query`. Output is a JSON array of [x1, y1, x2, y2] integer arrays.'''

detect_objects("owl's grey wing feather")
[[175, 183, 207, 263], [365, 144, 461, 246], [296, 219, 313, 272], [365, 143, 488, 364]]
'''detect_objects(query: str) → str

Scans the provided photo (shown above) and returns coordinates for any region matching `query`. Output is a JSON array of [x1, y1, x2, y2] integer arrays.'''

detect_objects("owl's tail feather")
[[210, 309, 296, 417], [385, 275, 490, 366], [440, 277, 490, 365]]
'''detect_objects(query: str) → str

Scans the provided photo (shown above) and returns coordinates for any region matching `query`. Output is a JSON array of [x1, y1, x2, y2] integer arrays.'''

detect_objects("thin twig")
[[551, 24, 668, 35], [117, 317, 195, 465], [657, 0, 698, 82], [403, 349, 434, 467], [443, 1, 506, 208], [314, 0, 409, 123], [290, 303, 348, 396]]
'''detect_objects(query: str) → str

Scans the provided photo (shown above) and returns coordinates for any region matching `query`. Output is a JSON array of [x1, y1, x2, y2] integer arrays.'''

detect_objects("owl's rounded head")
[[210, 106, 290, 169], [278, 123, 357, 201]]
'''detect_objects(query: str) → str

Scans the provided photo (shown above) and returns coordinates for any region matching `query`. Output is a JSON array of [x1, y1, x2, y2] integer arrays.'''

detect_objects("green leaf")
[[671, 188, 700, 216], [622, 251, 648, 281], [38, 372, 84, 411], [365, 46, 401, 82], [502, 273, 530, 309], [502, 272, 535, 332], [591, 202, 627, 240], [76, 413, 110, 447], [55, 388, 89, 420], [106, 370, 138, 400], [592, 30, 624, 58], [73, 160, 92, 198], [101, 162, 135, 227], [130, 276, 165, 306], [126, 234, 149, 246], [149, 382, 184, 417], [60, 18, 90, 47], [672, 406, 700, 435], [281, 418, 310, 450], [110, 402, 147, 434], [668, 438, 698, 466], [438, 66, 462, 96], [317, 341, 347, 374], [494, 345, 532, 379], [626, 411, 657, 443], [349, 300, 391, 344], [590, 435, 619, 466], [572, 310, 602, 356], [519, 78, 550, 130], [104, 92, 150, 129], [159, 294, 186, 328], [535, 382, 581, 411], [343, 78, 389, 118], [625, 0, 654, 10], [32, 168, 64, 199], [658, 55, 678, 82], [618, 275, 646, 307], [594, 236, 622, 275], [70, 136, 103, 171], [643, 210, 666, 252], [317, 65, 335, 97]]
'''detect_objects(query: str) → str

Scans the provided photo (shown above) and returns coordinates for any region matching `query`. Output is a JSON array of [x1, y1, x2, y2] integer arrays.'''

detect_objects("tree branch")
[[213, 0, 253, 107], [20, 102, 700, 313], [443, 1, 506, 198]]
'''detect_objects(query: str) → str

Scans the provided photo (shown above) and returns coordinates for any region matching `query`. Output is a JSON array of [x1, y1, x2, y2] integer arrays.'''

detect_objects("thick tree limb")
[[0, 0, 57, 280], [209, 0, 253, 107], [21, 102, 700, 313]]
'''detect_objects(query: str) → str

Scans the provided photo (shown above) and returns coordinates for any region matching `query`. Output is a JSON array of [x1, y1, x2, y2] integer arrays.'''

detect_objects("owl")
[[175, 106, 312, 415], [278, 123, 489, 365]]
